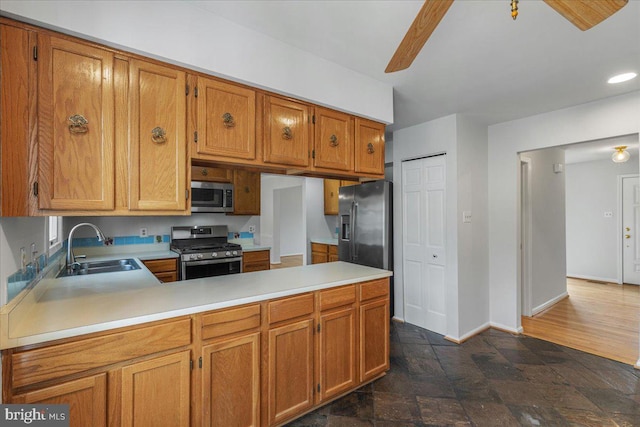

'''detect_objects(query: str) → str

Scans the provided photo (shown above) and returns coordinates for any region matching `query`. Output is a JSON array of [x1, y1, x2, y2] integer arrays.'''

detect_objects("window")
[[48, 216, 62, 253]]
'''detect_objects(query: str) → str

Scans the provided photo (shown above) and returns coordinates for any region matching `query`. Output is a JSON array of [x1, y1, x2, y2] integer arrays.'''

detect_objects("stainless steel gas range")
[[170, 225, 243, 280]]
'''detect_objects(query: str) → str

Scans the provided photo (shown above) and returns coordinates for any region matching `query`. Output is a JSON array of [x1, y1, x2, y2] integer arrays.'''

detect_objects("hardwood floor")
[[270, 255, 303, 270], [521, 277, 640, 365]]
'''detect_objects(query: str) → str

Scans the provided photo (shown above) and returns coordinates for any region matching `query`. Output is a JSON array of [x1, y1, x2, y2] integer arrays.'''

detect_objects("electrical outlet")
[[139, 227, 148, 238], [248, 225, 256, 233]]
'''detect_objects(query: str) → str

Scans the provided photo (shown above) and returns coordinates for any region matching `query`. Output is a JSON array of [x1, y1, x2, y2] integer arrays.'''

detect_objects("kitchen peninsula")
[[1, 260, 392, 426]]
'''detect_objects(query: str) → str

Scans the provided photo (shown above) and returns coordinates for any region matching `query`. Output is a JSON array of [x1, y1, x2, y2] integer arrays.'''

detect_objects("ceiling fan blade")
[[543, 0, 628, 31], [385, 0, 454, 73]]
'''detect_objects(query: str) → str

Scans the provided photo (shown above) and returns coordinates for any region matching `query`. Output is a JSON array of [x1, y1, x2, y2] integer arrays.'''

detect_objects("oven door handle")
[[183, 256, 243, 266]]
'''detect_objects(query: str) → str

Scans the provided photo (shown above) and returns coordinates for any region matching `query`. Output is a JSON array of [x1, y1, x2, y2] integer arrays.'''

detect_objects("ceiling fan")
[[386, 0, 629, 73]]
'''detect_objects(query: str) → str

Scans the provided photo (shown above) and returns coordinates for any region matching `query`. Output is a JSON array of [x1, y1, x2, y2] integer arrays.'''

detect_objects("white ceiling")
[[190, 0, 640, 131]]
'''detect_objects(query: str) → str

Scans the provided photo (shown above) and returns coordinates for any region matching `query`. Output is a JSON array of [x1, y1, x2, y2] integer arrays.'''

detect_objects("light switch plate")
[[462, 211, 472, 224]]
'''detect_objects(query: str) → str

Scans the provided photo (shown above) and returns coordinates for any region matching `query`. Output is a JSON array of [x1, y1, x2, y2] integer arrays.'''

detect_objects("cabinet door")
[[38, 35, 115, 210], [196, 77, 256, 160], [267, 319, 314, 425], [12, 374, 107, 427], [311, 243, 328, 264], [121, 350, 191, 427], [243, 250, 271, 272], [328, 245, 339, 263], [318, 307, 356, 402], [360, 299, 389, 382], [323, 179, 339, 215], [263, 96, 311, 167], [355, 118, 385, 175], [0, 24, 34, 216], [314, 108, 353, 171], [233, 170, 260, 215], [202, 333, 260, 427], [129, 59, 186, 211]]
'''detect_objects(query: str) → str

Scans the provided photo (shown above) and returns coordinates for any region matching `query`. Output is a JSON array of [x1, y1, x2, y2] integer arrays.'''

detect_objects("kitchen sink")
[[57, 258, 141, 278]]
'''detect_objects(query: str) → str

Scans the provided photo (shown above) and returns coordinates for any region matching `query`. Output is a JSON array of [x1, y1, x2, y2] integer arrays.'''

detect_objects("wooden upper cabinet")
[[355, 118, 385, 175], [263, 95, 311, 167], [314, 107, 353, 172], [0, 23, 34, 217], [191, 165, 232, 182], [232, 170, 260, 216], [37, 35, 115, 210], [128, 59, 187, 211], [195, 77, 256, 160], [323, 179, 340, 215]]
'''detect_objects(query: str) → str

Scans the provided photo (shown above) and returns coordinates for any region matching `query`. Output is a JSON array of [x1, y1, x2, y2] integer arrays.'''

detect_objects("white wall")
[[522, 148, 568, 311], [64, 215, 259, 241], [0, 217, 48, 305], [488, 91, 640, 332], [0, 1, 392, 124], [456, 118, 490, 337], [565, 156, 639, 282], [277, 187, 304, 257], [305, 179, 338, 265]]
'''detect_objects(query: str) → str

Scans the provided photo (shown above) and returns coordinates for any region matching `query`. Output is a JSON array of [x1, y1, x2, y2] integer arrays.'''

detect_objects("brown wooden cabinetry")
[[355, 118, 385, 175], [120, 350, 191, 427], [311, 242, 339, 264], [243, 250, 271, 272], [12, 374, 107, 427], [359, 279, 390, 382], [128, 59, 187, 212], [191, 165, 232, 182], [142, 258, 178, 283], [263, 95, 311, 167], [37, 34, 115, 211], [324, 179, 359, 215], [314, 107, 353, 172], [233, 169, 261, 215], [195, 76, 256, 161], [0, 23, 35, 216]]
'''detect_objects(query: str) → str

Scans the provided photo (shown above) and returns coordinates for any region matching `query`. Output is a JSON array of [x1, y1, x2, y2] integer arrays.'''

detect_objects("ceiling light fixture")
[[612, 145, 630, 163], [608, 72, 637, 84]]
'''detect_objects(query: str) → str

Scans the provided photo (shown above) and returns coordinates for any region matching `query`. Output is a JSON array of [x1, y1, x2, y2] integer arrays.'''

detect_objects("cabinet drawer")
[[12, 318, 192, 388], [202, 304, 261, 341], [359, 278, 389, 302], [191, 165, 232, 182], [328, 245, 338, 256], [319, 285, 356, 311], [311, 243, 328, 253], [268, 293, 314, 325], [142, 258, 177, 273], [243, 250, 270, 263]]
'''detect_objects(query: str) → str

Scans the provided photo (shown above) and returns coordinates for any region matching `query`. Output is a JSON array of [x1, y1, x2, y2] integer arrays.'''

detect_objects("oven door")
[[181, 257, 242, 280]]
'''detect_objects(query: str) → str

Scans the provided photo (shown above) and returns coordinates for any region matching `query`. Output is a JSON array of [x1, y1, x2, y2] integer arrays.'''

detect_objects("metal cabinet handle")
[[282, 126, 293, 140], [201, 168, 208, 176], [625, 234, 631, 239], [68, 114, 89, 134], [151, 127, 167, 144], [367, 142, 375, 154], [222, 112, 235, 128], [329, 134, 339, 147]]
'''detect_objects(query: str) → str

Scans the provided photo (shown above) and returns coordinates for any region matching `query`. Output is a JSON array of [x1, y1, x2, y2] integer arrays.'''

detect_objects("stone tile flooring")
[[287, 321, 640, 426]]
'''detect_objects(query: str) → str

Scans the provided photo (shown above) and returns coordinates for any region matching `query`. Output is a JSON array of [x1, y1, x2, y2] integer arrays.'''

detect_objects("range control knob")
[[190, 254, 198, 261], [211, 252, 218, 257], [225, 251, 231, 256], [197, 253, 204, 259], [232, 250, 238, 256]]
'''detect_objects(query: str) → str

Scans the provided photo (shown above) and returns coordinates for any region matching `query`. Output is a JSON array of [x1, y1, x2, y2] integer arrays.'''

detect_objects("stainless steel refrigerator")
[[338, 180, 393, 271]]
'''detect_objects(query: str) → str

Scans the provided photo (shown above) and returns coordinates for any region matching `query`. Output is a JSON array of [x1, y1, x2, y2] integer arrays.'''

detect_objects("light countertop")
[[241, 244, 271, 252], [0, 260, 391, 350], [311, 238, 339, 246]]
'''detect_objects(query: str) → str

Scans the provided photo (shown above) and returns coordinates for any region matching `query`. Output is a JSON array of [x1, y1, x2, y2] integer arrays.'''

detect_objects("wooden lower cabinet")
[[267, 319, 315, 425], [360, 298, 390, 383], [243, 250, 270, 272], [12, 374, 107, 427], [120, 351, 191, 427], [142, 258, 178, 283], [202, 333, 260, 427], [318, 306, 356, 402], [311, 243, 339, 264]]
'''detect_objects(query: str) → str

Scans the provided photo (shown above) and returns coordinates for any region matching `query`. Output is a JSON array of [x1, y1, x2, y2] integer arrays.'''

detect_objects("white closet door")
[[402, 155, 447, 334]]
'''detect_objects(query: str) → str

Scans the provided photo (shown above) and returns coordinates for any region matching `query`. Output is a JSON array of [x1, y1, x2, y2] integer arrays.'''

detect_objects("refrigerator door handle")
[[353, 202, 358, 260]]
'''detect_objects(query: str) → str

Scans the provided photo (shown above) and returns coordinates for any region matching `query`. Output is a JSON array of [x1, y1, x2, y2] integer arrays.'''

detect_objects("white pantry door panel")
[[622, 177, 640, 285], [402, 155, 447, 334]]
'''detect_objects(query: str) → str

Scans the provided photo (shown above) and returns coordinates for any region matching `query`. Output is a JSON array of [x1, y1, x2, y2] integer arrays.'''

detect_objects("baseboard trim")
[[391, 316, 405, 323], [489, 322, 520, 335], [636, 359, 640, 370], [445, 322, 491, 344], [532, 292, 569, 316], [567, 274, 617, 284]]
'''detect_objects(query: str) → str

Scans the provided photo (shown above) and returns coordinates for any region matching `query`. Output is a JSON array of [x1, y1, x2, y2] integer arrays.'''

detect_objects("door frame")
[[617, 174, 639, 285], [520, 157, 533, 317]]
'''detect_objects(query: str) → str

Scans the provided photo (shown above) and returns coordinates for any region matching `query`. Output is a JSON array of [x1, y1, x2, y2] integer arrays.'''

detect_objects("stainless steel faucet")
[[66, 222, 107, 272]]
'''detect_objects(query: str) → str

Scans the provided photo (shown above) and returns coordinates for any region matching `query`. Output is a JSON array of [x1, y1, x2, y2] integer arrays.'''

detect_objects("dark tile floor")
[[287, 321, 640, 427]]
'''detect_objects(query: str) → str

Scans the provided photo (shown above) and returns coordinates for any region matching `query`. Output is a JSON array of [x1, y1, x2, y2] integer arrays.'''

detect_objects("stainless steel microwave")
[[191, 181, 233, 213]]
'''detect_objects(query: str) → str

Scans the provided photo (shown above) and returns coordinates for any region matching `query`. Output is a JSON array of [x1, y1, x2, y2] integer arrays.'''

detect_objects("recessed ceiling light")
[[608, 72, 637, 84]]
